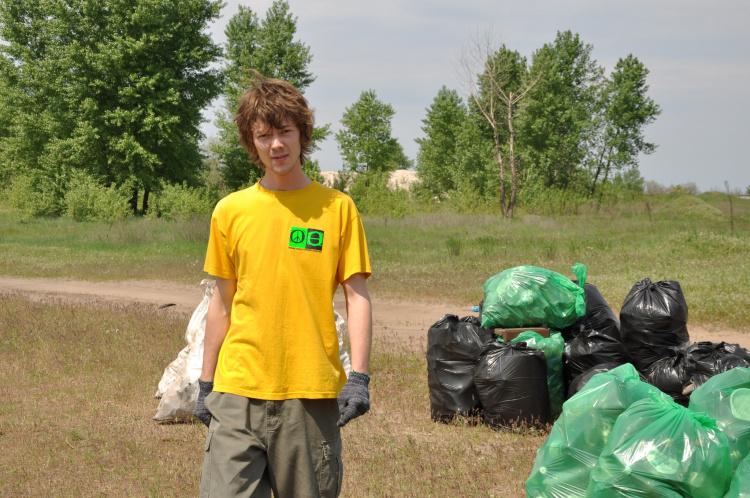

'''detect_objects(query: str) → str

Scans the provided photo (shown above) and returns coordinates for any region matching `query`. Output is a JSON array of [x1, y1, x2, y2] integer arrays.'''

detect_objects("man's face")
[[252, 120, 302, 176]]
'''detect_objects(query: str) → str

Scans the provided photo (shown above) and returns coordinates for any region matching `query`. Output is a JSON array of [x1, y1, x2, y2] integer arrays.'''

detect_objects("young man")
[[194, 74, 372, 497]]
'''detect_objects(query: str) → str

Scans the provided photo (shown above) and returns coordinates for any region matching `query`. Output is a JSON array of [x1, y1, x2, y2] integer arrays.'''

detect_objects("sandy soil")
[[1, 276, 747, 349], [319, 170, 419, 191]]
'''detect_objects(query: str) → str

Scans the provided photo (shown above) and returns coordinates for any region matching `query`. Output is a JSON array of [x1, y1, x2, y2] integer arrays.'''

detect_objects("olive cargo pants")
[[200, 392, 343, 497]]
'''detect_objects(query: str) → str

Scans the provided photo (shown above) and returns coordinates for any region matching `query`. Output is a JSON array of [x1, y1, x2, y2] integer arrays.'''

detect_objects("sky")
[[200, 0, 750, 193]]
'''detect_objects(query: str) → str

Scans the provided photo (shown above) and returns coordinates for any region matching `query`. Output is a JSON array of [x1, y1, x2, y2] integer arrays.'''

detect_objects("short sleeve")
[[203, 202, 237, 280], [337, 202, 371, 283]]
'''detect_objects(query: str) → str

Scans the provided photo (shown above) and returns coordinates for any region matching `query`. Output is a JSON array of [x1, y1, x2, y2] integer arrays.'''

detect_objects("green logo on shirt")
[[289, 227, 324, 252]]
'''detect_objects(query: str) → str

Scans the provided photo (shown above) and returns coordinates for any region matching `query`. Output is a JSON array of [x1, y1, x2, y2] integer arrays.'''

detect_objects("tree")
[[586, 55, 661, 197], [415, 86, 467, 198], [520, 31, 603, 192], [460, 31, 540, 218], [212, 1, 327, 191], [0, 53, 18, 188], [0, 0, 224, 215], [335, 90, 410, 173], [451, 113, 499, 205]]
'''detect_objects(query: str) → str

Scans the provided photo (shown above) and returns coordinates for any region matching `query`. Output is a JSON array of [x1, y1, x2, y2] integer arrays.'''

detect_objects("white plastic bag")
[[153, 279, 214, 422]]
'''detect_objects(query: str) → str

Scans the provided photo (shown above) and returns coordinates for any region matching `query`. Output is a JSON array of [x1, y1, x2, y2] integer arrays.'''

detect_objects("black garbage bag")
[[426, 314, 493, 421], [567, 362, 624, 399], [620, 278, 690, 372], [642, 344, 691, 406], [474, 341, 550, 429], [561, 283, 621, 342], [564, 328, 632, 392], [684, 342, 750, 392]]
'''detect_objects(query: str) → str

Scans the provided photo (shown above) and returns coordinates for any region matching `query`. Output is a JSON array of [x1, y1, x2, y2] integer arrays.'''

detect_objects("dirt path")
[[1, 276, 747, 349], [0, 276, 470, 345]]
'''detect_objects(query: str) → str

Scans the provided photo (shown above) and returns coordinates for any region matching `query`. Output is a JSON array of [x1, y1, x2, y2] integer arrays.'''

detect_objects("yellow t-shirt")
[[204, 180, 371, 400]]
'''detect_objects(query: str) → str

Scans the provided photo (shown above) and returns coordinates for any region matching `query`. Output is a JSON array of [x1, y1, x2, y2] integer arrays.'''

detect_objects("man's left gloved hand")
[[194, 379, 213, 427], [337, 371, 370, 427]]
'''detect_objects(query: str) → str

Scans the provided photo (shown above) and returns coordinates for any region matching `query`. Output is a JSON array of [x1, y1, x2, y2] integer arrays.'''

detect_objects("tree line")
[[0, 0, 660, 221], [416, 30, 661, 218]]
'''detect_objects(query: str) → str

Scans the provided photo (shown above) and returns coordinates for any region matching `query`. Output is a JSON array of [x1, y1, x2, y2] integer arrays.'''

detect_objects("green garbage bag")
[[481, 264, 587, 330], [689, 367, 750, 471], [725, 452, 750, 498], [525, 363, 669, 498], [587, 397, 732, 498], [510, 331, 565, 417]]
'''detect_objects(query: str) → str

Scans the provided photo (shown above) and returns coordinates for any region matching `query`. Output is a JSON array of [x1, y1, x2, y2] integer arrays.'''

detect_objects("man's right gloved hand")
[[337, 371, 370, 427], [194, 379, 213, 427]]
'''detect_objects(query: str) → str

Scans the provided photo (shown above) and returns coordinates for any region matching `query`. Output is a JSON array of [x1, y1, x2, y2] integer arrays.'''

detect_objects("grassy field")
[[1, 192, 748, 329], [0, 295, 541, 496]]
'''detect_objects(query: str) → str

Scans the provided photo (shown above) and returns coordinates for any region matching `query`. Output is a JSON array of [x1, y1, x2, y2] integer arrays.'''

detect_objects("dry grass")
[[0, 295, 543, 497], [0, 293, 202, 496], [344, 334, 545, 496]]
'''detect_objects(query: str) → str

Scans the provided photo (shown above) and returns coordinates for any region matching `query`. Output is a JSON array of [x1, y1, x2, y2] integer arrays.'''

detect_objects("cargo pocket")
[[318, 438, 343, 498], [199, 428, 214, 497], [204, 428, 213, 452]]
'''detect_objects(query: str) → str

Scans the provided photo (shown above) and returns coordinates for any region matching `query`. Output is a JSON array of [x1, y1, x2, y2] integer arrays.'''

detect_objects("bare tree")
[[459, 29, 540, 218]]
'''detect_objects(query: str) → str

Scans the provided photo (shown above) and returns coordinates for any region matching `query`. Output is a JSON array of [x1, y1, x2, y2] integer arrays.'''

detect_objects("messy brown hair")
[[235, 70, 315, 169]]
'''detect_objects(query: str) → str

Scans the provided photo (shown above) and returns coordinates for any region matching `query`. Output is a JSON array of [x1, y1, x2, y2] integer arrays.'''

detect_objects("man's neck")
[[260, 164, 312, 191]]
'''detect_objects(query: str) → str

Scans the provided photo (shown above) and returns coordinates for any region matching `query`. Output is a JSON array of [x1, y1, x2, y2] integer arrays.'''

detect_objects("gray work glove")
[[194, 379, 213, 427], [337, 371, 370, 427]]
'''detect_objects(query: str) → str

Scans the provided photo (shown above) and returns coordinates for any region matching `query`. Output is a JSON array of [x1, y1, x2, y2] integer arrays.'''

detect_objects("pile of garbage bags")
[[428, 264, 588, 428], [426, 263, 750, 495]]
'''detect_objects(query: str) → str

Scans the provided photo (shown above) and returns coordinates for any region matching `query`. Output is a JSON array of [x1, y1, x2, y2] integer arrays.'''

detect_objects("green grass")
[[0, 295, 541, 496], [364, 196, 750, 330], [0, 211, 209, 283], [1, 193, 749, 329]]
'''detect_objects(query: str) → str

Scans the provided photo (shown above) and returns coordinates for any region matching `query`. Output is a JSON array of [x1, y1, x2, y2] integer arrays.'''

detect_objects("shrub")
[[516, 185, 589, 216], [5, 171, 65, 221], [443, 177, 497, 214], [348, 171, 412, 219], [64, 171, 131, 222], [644, 180, 668, 195], [147, 181, 217, 220], [669, 182, 700, 195], [331, 171, 354, 193]]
